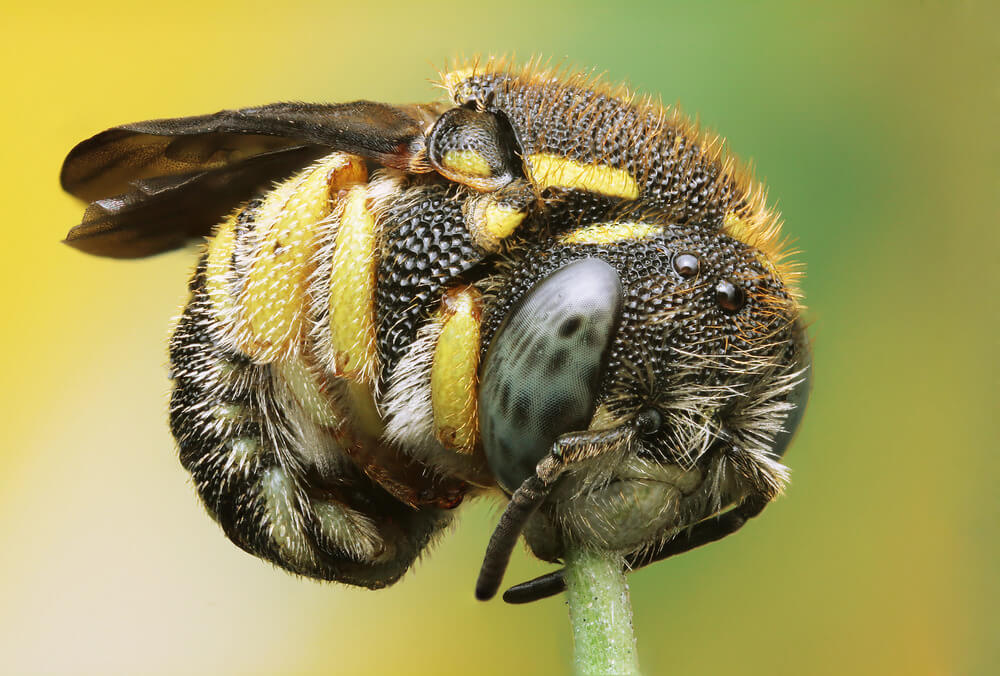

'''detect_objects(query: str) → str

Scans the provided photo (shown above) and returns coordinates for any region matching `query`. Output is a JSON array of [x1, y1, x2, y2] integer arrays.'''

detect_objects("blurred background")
[[1, 1, 995, 674]]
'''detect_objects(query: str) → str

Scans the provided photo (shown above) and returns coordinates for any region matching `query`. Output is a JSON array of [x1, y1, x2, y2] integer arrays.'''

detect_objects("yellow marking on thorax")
[[482, 202, 525, 239], [560, 221, 663, 245], [527, 153, 639, 199], [327, 186, 379, 382], [431, 287, 482, 454], [723, 213, 752, 245], [240, 154, 366, 362], [466, 195, 527, 250], [205, 213, 239, 326], [723, 211, 797, 288], [443, 149, 493, 178]]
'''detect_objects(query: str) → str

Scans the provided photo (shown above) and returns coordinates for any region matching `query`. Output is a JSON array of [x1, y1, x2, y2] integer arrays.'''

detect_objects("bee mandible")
[[61, 58, 810, 603]]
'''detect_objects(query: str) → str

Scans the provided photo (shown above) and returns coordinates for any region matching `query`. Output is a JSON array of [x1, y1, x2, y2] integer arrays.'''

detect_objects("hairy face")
[[478, 218, 809, 560]]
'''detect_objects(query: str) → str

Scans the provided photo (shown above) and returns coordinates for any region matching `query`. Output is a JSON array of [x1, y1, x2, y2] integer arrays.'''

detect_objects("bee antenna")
[[474, 475, 552, 601]]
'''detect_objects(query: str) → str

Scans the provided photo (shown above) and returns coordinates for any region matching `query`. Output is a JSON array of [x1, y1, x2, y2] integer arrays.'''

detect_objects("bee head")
[[478, 220, 810, 555], [599, 223, 810, 476]]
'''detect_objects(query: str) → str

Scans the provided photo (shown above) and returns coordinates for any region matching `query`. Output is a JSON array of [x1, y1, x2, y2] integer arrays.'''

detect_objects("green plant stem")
[[564, 547, 641, 675]]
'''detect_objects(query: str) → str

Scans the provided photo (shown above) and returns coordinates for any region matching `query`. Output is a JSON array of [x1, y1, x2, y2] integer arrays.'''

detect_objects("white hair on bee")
[[536, 331, 804, 559], [306, 189, 351, 377], [719, 364, 810, 495], [382, 320, 440, 431], [174, 268, 393, 568], [380, 318, 448, 461], [364, 168, 411, 216], [306, 168, 412, 392], [194, 229, 244, 357], [381, 319, 493, 483], [271, 358, 358, 482], [259, 466, 318, 570], [311, 498, 384, 562], [261, 449, 386, 567], [301, 163, 390, 385]]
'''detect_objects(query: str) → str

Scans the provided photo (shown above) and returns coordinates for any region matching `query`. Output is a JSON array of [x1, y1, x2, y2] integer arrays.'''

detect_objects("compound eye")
[[715, 279, 745, 313], [672, 252, 700, 278], [427, 107, 520, 191], [479, 258, 623, 493]]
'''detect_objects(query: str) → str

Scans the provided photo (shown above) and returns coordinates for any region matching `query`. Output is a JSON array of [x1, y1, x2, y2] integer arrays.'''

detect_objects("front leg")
[[475, 425, 635, 601]]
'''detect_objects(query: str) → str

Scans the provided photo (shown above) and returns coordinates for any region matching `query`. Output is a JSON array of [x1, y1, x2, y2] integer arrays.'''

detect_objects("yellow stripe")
[[431, 288, 481, 454], [723, 212, 752, 245], [443, 149, 493, 178], [205, 213, 238, 327], [482, 202, 526, 240], [240, 154, 365, 362], [559, 221, 663, 245], [328, 185, 378, 382], [528, 153, 639, 199], [465, 195, 528, 251]]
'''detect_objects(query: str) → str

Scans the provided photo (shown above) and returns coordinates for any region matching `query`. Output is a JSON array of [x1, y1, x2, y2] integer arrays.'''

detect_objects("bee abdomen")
[[168, 261, 450, 587]]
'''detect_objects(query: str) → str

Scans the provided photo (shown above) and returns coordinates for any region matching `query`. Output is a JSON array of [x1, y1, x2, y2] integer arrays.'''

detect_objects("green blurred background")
[[2, 1, 995, 674]]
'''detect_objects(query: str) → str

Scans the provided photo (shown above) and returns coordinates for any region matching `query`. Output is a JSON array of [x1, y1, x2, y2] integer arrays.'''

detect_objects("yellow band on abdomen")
[[205, 213, 239, 329], [327, 185, 379, 383], [240, 154, 366, 362]]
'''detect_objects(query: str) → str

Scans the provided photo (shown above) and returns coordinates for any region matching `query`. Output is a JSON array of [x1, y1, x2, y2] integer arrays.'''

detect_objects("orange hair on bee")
[[438, 56, 803, 302]]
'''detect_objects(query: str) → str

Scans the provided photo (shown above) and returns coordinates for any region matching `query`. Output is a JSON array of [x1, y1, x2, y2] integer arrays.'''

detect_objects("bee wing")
[[63, 145, 329, 258], [61, 102, 440, 258]]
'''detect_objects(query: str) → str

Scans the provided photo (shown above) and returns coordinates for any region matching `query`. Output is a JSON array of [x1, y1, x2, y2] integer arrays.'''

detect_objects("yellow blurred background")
[[2, 1, 995, 674]]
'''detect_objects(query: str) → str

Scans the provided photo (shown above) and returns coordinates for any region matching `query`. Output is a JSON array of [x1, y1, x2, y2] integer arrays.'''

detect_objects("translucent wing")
[[61, 101, 439, 257]]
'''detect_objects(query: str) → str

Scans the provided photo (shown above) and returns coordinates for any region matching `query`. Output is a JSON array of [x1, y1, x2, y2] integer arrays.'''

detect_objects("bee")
[[61, 58, 810, 603]]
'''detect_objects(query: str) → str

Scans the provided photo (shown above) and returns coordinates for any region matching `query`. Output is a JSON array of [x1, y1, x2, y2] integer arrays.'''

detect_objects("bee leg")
[[474, 474, 550, 601], [501, 495, 770, 604], [500, 570, 565, 604], [474, 425, 633, 601], [627, 494, 769, 569]]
